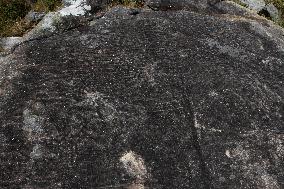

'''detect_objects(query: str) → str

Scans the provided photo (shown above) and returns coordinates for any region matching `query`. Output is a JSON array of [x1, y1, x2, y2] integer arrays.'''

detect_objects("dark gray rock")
[[63, 0, 76, 6], [87, 0, 112, 12], [146, 0, 221, 11], [214, 1, 256, 16], [0, 4, 284, 189]]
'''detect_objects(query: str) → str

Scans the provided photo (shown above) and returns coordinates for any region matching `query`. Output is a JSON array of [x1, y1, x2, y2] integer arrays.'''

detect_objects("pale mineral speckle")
[[209, 91, 218, 97], [0, 133, 7, 146], [194, 113, 222, 135]]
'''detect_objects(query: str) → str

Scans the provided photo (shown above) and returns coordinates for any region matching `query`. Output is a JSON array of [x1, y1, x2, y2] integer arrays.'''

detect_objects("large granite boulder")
[[0, 1, 283, 189]]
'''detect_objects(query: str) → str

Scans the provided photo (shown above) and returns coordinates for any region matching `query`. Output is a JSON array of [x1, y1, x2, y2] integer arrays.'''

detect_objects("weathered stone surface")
[[0, 2, 284, 189], [240, 0, 266, 12], [146, 0, 218, 11], [214, 1, 256, 17], [0, 37, 23, 52], [264, 3, 280, 21], [24, 11, 46, 23], [87, 0, 112, 12]]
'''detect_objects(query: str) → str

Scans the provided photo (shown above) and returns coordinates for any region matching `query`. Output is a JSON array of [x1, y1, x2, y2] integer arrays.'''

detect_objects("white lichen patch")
[[225, 150, 231, 158], [205, 38, 248, 60], [143, 62, 157, 86], [209, 90, 219, 97], [60, 0, 91, 16], [23, 0, 91, 41], [83, 91, 117, 122], [23, 109, 44, 134], [194, 113, 222, 137], [261, 56, 283, 69], [120, 151, 148, 183], [30, 144, 43, 159], [84, 91, 104, 107], [126, 183, 145, 189], [0, 37, 23, 52]]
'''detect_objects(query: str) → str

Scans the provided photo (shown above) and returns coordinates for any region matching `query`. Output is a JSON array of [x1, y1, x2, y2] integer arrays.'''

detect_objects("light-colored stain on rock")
[[30, 144, 43, 160], [205, 38, 249, 60], [23, 109, 44, 135], [120, 151, 148, 183], [230, 144, 280, 189]]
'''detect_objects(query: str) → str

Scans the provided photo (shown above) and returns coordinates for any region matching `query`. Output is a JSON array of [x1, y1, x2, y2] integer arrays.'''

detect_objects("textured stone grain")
[[0, 5, 283, 189]]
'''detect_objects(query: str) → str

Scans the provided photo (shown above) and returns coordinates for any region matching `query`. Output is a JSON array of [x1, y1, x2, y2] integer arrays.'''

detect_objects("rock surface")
[[0, 1, 284, 189], [264, 3, 280, 21]]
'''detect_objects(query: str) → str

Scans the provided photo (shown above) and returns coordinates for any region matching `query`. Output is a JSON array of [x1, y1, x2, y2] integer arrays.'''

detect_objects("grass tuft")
[[111, 0, 144, 7], [0, 0, 62, 37]]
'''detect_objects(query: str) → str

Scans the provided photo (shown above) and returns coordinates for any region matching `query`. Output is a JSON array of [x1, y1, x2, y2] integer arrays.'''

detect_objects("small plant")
[[33, 0, 62, 12], [111, 0, 144, 7], [0, 0, 31, 37], [0, 0, 62, 37]]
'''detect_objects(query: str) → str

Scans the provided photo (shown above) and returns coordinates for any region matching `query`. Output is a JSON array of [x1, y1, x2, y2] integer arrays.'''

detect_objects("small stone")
[[265, 3, 280, 21], [30, 144, 43, 159], [240, 0, 265, 12]]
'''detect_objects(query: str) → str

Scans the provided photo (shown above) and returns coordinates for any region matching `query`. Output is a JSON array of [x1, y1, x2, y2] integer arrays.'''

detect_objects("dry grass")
[[111, 0, 144, 7], [0, 0, 62, 37], [1, 0, 282, 38], [0, 0, 145, 38]]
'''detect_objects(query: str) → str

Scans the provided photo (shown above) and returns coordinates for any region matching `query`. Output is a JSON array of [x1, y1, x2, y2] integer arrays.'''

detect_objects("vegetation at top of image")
[[0, 0, 283, 38], [0, 0, 146, 37], [265, 0, 284, 27], [0, 0, 62, 37], [111, 0, 144, 7]]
